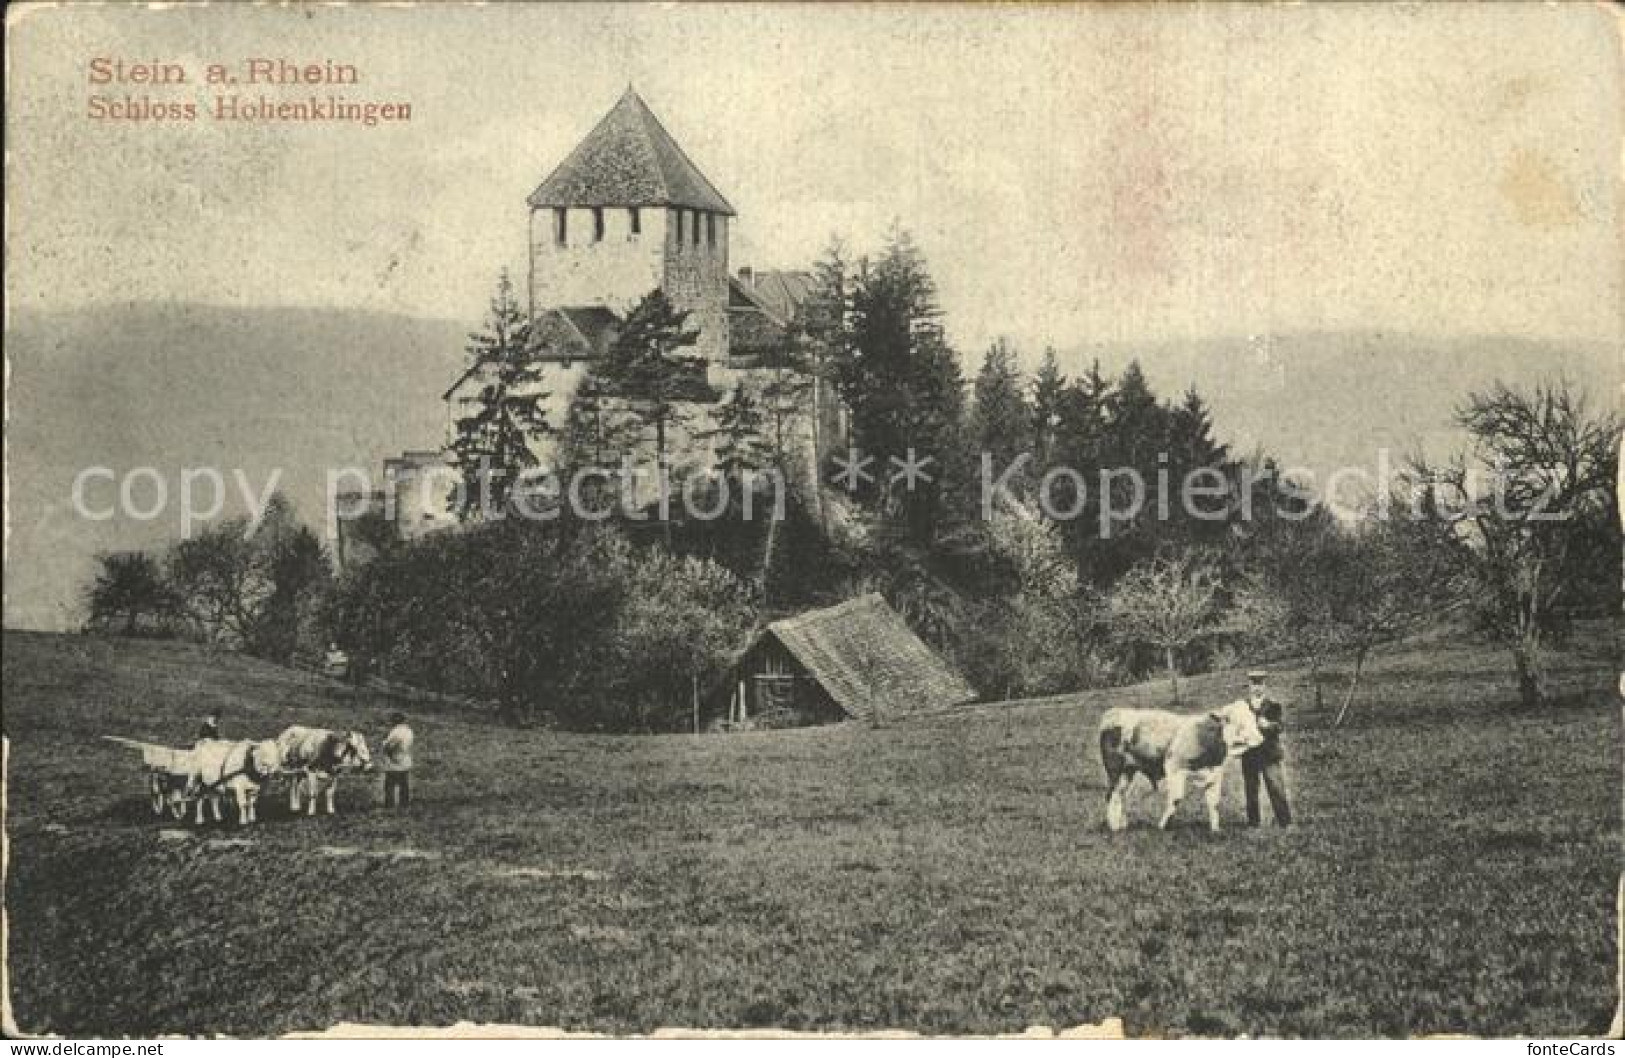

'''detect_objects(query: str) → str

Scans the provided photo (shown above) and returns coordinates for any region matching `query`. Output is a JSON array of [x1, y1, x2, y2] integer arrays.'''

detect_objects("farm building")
[[713, 594, 976, 729]]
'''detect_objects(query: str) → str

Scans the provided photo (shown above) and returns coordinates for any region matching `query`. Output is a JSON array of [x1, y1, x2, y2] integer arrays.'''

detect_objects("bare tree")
[[165, 494, 331, 659], [1325, 515, 1468, 724], [167, 518, 267, 645], [1231, 513, 1467, 724], [1226, 518, 1347, 709], [1108, 551, 1222, 702], [1415, 379, 1619, 707]]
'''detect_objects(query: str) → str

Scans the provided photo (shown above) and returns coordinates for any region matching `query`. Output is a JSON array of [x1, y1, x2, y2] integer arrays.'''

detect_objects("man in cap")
[[194, 708, 222, 746], [1239, 670, 1292, 826]]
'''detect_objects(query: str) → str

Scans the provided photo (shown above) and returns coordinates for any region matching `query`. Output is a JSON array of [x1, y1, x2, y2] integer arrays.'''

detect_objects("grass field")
[[4, 628, 1618, 1037]]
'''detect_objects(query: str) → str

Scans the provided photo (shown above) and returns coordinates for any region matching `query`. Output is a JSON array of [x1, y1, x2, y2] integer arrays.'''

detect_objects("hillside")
[[4, 628, 1617, 1036]]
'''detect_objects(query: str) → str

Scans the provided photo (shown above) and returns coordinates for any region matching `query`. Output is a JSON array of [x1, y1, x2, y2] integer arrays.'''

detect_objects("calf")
[[1098, 701, 1264, 832]]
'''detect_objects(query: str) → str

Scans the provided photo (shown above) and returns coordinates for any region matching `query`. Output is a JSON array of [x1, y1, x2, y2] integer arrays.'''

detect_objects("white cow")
[[274, 726, 372, 816], [188, 739, 283, 825], [1097, 700, 1265, 833]]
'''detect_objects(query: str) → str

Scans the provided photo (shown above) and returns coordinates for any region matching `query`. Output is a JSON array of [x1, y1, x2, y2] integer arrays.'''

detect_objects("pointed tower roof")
[[527, 89, 735, 215]]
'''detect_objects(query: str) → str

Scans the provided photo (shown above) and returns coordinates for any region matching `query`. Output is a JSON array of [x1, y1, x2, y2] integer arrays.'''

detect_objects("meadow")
[[3, 627, 1617, 1037]]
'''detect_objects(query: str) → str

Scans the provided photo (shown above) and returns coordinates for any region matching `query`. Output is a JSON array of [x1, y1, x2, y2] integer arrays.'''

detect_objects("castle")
[[527, 86, 737, 366], [342, 89, 834, 560]]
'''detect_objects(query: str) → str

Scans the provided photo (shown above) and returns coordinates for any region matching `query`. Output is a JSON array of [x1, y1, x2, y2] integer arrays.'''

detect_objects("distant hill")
[[6, 303, 467, 630], [5, 304, 1616, 631], [1050, 332, 1617, 496]]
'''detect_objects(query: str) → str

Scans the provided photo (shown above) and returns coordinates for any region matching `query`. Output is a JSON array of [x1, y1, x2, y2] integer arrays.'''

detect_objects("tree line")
[[84, 494, 331, 664], [86, 226, 1621, 726]]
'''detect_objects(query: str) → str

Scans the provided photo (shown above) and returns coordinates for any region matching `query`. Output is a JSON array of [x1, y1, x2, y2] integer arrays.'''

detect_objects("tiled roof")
[[530, 305, 621, 362], [760, 593, 977, 722], [744, 270, 814, 324], [727, 276, 790, 359], [442, 362, 484, 402], [560, 306, 621, 337], [727, 272, 819, 361], [727, 308, 788, 359], [728, 274, 781, 320], [527, 89, 735, 215], [443, 307, 623, 397]]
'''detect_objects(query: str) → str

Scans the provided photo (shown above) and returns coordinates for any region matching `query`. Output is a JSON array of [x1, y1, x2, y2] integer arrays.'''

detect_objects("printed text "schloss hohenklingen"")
[[86, 57, 412, 126]]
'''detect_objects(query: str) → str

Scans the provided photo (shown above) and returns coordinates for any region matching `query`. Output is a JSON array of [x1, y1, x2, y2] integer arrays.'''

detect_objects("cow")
[[274, 726, 372, 816], [150, 767, 194, 819], [1098, 700, 1265, 833], [188, 739, 283, 825], [102, 736, 199, 819]]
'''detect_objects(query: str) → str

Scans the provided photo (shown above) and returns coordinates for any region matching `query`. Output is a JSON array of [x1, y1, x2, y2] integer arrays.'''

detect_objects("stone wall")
[[383, 452, 461, 539], [529, 205, 667, 316], [661, 208, 729, 364]]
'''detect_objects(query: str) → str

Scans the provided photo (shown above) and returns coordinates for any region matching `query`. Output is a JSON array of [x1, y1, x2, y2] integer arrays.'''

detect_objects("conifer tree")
[[792, 237, 853, 532], [1031, 347, 1067, 467], [755, 334, 815, 470], [1162, 385, 1236, 549], [559, 376, 639, 472], [448, 271, 550, 521], [700, 385, 773, 481], [803, 237, 851, 355], [1105, 360, 1162, 470], [695, 385, 778, 577], [970, 337, 1033, 490], [1044, 364, 1113, 582], [598, 289, 707, 472], [832, 226, 965, 541]]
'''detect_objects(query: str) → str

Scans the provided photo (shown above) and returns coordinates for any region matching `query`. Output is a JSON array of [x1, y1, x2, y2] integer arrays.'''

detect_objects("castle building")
[[463, 87, 831, 471], [343, 89, 834, 560], [526, 87, 735, 366]]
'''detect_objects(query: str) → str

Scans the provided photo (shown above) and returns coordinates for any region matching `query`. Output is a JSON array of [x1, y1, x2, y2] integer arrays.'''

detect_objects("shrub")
[[326, 517, 756, 731]]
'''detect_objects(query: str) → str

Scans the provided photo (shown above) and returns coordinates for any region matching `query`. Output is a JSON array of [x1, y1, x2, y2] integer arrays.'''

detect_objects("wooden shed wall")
[[714, 635, 847, 729]]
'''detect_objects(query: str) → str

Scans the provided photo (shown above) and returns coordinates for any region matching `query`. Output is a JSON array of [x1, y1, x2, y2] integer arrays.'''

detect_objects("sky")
[[6, 2, 1622, 354]]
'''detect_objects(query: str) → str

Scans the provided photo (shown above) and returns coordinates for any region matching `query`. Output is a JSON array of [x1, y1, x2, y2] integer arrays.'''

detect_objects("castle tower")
[[526, 88, 734, 364]]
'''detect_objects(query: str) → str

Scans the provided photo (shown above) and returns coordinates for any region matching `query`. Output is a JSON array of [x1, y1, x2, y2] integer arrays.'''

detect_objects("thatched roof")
[[527, 88, 735, 215], [762, 594, 976, 722]]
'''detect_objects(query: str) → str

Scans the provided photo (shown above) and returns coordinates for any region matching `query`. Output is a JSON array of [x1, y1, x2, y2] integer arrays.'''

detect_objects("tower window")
[[706, 213, 716, 248], [674, 208, 684, 245], [692, 209, 701, 246], [592, 207, 605, 243], [629, 207, 641, 236], [553, 208, 567, 246]]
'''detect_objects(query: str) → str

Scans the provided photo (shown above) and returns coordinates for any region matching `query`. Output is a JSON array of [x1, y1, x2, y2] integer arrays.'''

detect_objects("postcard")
[[4, 1, 1619, 1040]]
